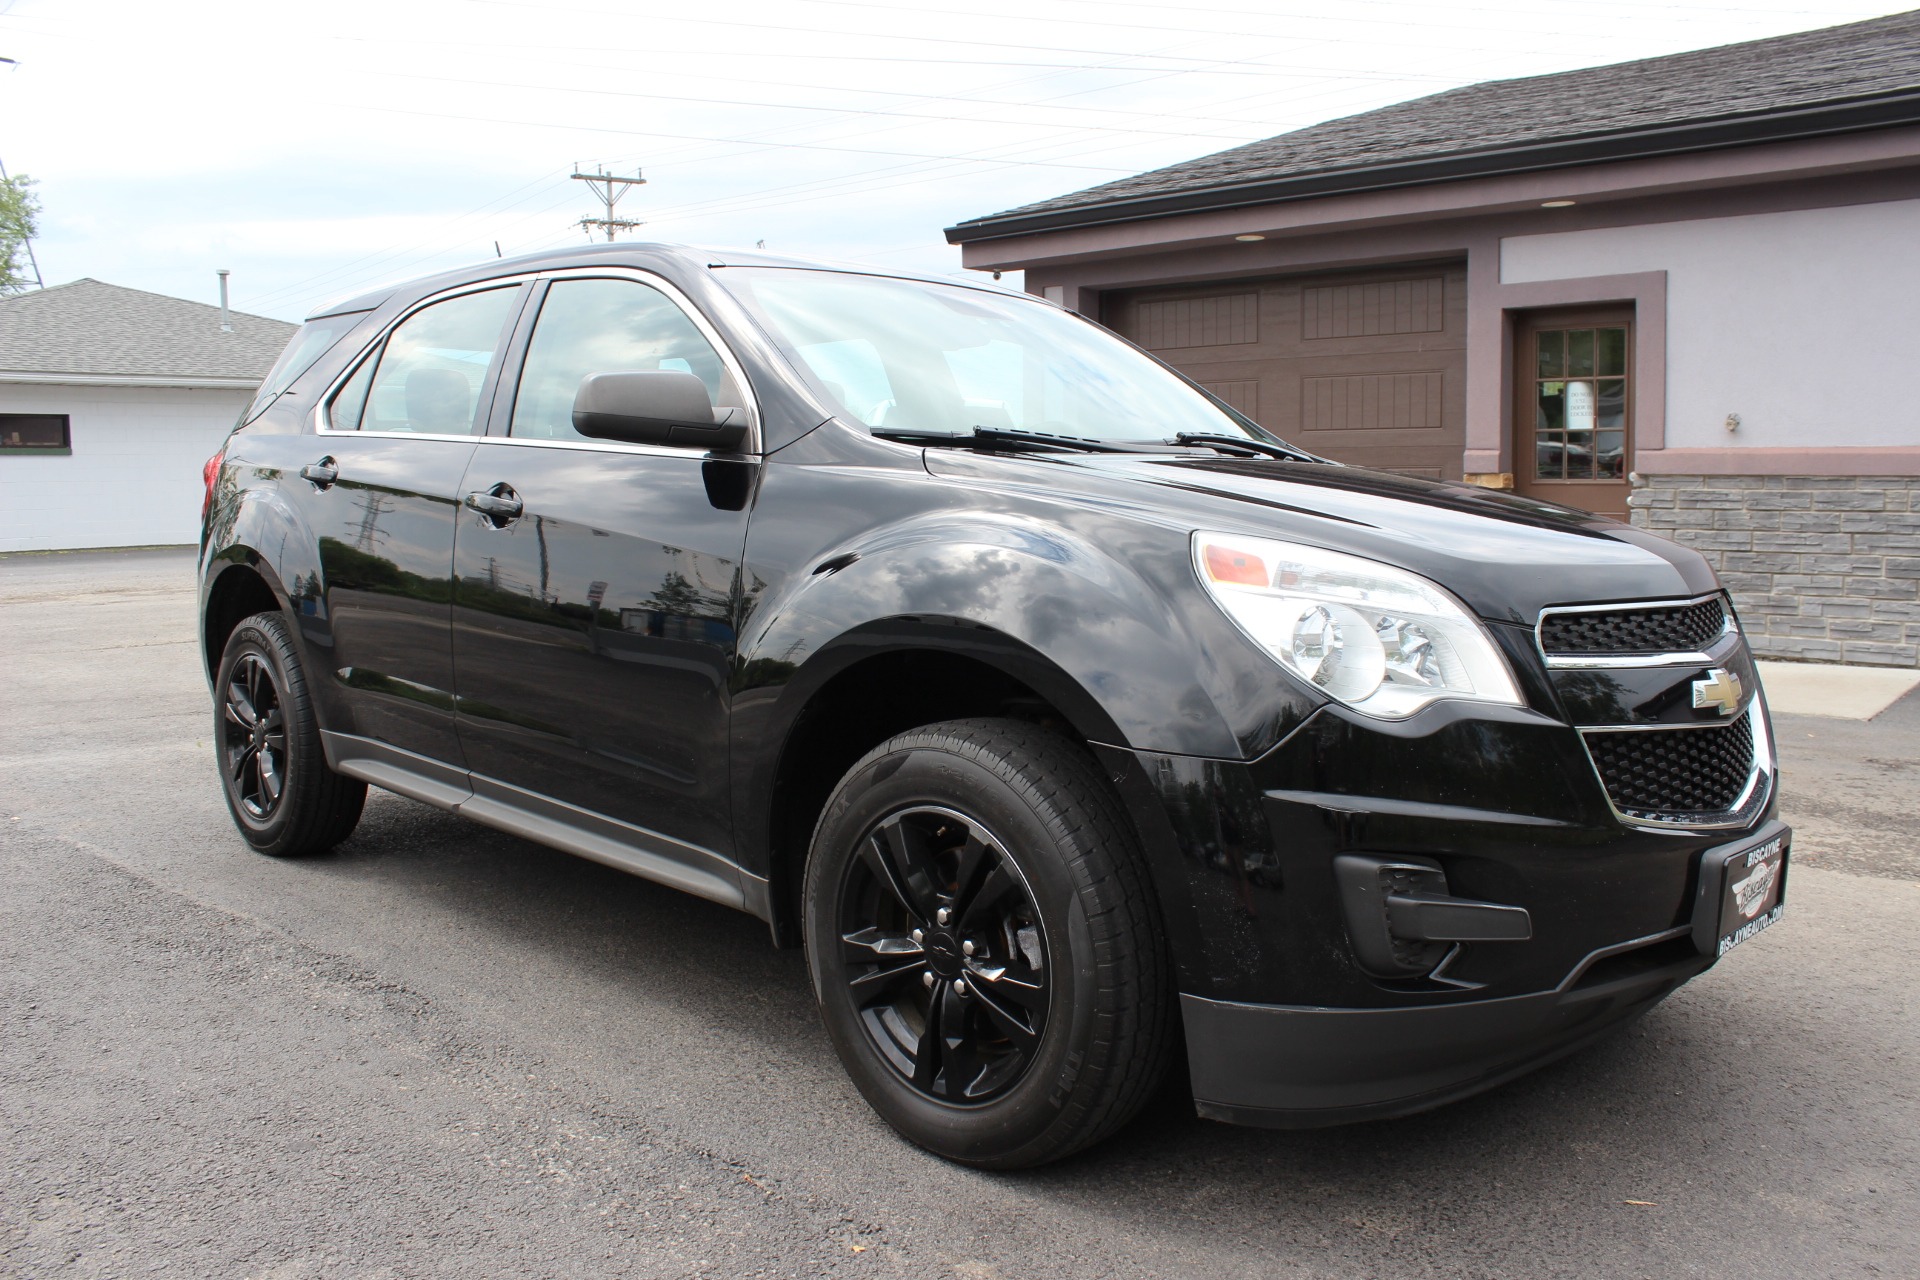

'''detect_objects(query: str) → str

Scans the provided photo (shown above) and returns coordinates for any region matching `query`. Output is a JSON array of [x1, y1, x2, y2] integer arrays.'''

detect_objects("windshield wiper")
[[873, 426, 1163, 454], [1171, 432, 1318, 463]]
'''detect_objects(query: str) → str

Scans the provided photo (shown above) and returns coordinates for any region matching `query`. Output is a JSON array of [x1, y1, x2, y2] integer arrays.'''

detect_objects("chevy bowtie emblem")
[[1692, 668, 1743, 716]]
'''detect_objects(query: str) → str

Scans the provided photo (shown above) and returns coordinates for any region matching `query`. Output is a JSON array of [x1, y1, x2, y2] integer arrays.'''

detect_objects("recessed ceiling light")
[[1235, 233, 1266, 241], [1541, 199, 1577, 208]]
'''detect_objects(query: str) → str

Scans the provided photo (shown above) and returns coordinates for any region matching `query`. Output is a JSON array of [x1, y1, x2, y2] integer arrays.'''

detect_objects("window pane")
[[247, 315, 366, 423], [1535, 331, 1563, 378], [0, 414, 69, 449], [1536, 432, 1563, 480], [363, 287, 520, 435], [1536, 381, 1565, 431], [1566, 433, 1595, 478], [795, 338, 894, 426], [1597, 378, 1626, 432], [1597, 327, 1627, 377], [329, 355, 375, 431], [1597, 430, 1625, 479], [1565, 379, 1597, 432], [1568, 329, 1595, 377], [510, 279, 740, 443]]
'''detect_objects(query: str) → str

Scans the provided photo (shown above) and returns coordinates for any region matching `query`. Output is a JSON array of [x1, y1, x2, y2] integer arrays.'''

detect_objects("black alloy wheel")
[[214, 611, 367, 857], [805, 718, 1173, 1169], [838, 805, 1050, 1104], [222, 652, 287, 821]]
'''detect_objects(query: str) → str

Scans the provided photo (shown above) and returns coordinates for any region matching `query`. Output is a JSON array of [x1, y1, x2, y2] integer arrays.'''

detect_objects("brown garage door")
[[1101, 264, 1468, 479]]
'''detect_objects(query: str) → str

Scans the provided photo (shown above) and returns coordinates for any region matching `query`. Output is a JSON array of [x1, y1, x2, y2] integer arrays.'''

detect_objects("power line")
[[352, 67, 1280, 143], [337, 101, 1147, 172]]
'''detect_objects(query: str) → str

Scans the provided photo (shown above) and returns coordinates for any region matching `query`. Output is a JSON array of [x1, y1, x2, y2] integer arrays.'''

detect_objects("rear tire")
[[803, 718, 1173, 1168], [214, 611, 366, 857]]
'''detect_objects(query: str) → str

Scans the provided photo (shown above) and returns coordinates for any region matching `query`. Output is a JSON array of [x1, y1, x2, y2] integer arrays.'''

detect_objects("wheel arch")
[[201, 551, 293, 682], [746, 618, 1127, 948]]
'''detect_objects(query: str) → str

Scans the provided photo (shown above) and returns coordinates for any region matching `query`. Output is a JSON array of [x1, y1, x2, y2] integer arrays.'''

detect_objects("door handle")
[[464, 485, 524, 526], [300, 457, 338, 489]]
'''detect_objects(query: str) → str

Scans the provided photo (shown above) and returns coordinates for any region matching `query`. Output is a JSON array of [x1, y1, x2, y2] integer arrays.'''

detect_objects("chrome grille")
[[1583, 716, 1756, 821], [1541, 596, 1729, 657]]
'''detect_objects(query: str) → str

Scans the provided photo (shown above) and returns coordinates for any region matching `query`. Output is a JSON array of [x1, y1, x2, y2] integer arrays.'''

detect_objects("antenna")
[[571, 166, 646, 242]]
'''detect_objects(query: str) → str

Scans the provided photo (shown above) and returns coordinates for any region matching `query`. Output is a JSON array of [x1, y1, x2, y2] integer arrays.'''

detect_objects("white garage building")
[[0, 279, 294, 552]]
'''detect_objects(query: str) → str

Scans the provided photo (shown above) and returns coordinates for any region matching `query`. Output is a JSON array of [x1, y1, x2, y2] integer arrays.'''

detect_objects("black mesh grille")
[[1584, 716, 1756, 818], [1541, 597, 1729, 656]]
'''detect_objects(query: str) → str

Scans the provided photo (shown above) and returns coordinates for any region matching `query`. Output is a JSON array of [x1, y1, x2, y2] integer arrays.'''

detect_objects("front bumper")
[[1181, 926, 1711, 1127], [1092, 695, 1788, 1128]]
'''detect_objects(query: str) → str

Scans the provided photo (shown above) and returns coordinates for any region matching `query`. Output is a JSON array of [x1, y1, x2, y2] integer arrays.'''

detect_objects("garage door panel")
[[1301, 276, 1446, 341], [1200, 379, 1260, 418], [1302, 371, 1446, 433], [1131, 292, 1261, 350], [1104, 265, 1466, 479]]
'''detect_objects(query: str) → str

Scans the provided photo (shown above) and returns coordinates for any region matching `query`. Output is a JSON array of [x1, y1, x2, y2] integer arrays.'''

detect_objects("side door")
[[448, 272, 758, 893], [1512, 307, 1634, 518], [295, 282, 528, 772]]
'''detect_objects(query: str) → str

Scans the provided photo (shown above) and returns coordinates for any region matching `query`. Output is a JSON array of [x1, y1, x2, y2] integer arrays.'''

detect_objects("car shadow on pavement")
[[261, 786, 1875, 1273]]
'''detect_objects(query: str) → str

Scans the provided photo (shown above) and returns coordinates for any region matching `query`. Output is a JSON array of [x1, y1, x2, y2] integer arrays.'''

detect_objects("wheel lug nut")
[[923, 971, 935, 989], [910, 928, 923, 944], [936, 907, 952, 926], [961, 940, 975, 956], [952, 979, 968, 998]]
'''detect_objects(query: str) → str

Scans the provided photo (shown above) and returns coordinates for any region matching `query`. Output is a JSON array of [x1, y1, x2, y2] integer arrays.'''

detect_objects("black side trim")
[[321, 730, 749, 913]]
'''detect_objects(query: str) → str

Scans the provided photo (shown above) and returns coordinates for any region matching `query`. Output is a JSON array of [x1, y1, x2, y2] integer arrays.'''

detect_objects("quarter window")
[[329, 287, 521, 434], [509, 278, 742, 443], [245, 313, 369, 424]]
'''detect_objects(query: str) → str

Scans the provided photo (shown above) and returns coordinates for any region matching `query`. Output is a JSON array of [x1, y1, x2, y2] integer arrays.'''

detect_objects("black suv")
[[200, 244, 1788, 1168]]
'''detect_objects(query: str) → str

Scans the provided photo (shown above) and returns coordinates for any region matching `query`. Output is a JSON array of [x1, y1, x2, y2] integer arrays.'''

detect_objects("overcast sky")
[[0, 0, 1904, 321]]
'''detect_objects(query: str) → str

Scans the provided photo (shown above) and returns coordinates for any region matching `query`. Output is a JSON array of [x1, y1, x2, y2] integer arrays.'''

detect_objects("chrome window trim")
[[311, 273, 542, 441], [1577, 699, 1774, 834], [1536, 591, 1738, 669], [308, 266, 763, 455], [470, 435, 692, 461]]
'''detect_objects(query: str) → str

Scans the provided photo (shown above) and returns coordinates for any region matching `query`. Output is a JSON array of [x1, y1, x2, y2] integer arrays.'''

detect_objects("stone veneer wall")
[[1627, 474, 1920, 667]]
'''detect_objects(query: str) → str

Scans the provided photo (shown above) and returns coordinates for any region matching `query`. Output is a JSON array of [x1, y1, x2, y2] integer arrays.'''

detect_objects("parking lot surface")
[[3, 548, 1916, 1278]]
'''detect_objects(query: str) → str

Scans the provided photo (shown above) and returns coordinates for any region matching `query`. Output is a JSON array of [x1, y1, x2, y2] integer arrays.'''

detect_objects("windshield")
[[718, 268, 1274, 445]]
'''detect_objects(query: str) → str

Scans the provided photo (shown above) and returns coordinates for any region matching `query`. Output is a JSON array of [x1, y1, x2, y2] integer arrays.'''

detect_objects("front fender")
[[740, 511, 1247, 758]]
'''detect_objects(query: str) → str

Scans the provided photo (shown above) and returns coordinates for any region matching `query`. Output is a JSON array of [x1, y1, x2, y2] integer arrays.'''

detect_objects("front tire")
[[214, 611, 366, 857], [804, 718, 1173, 1168]]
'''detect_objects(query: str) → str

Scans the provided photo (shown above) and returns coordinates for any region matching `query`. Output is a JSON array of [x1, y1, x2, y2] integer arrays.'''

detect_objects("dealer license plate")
[[1692, 827, 1789, 957]]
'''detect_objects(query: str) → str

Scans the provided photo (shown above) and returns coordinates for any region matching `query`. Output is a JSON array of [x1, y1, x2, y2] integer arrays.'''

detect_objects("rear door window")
[[329, 287, 522, 434]]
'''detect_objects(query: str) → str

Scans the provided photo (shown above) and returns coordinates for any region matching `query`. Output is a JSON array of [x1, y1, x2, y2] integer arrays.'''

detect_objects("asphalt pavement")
[[3, 548, 1916, 1279]]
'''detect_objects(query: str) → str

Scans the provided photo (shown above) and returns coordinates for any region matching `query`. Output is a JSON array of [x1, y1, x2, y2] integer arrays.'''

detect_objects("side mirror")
[[571, 370, 749, 452]]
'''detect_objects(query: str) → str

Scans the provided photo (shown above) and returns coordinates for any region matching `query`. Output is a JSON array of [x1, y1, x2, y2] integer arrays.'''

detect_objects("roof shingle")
[[0, 279, 295, 382], [954, 9, 1920, 233]]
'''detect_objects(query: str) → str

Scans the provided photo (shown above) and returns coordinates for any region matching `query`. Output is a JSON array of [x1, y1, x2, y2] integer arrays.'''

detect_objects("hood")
[[923, 452, 1717, 625]]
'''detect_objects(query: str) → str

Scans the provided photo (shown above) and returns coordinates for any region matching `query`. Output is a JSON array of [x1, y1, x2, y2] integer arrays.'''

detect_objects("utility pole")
[[572, 165, 646, 242]]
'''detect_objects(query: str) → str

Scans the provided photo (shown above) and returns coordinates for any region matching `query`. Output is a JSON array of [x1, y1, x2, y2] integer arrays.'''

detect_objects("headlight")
[[1193, 532, 1522, 719]]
